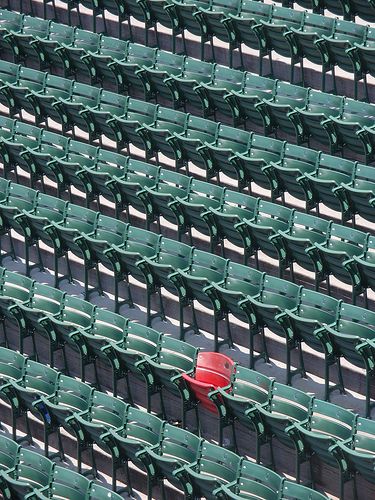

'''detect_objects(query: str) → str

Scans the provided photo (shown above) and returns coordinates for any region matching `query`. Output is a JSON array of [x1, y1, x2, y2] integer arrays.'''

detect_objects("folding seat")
[[204, 263, 265, 365], [139, 105, 189, 162], [74, 391, 129, 489], [55, 83, 104, 141], [29, 22, 76, 74], [277, 289, 343, 393], [32, 465, 92, 499], [215, 459, 282, 499], [169, 114, 220, 172], [3, 16, 50, 67], [89, 483, 125, 499], [210, 366, 273, 458], [269, 144, 319, 206], [111, 161, 160, 227], [41, 374, 94, 468], [293, 399, 357, 498], [47, 294, 97, 382], [198, 0, 244, 67], [255, 383, 314, 481], [341, 163, 375, 224], [0, 448, 55, 499], [313, 224, 369, 299], [0, 434, 20, 475], [112, 321, 161, 405], [27, 74, 74, 127], [255, 82, 310, 138], [0, 61, 20, 103], [0, 183, 39, 265], [109, 406, 164, 497], [239, 200, 293, 271], [46, 204, 99, 291], [290, 90, 344, 148], [183, 441, 242, 499], [280, 480, 328, 500], [172, 179, 225, 244], [0, 10, 25, 62], [171, 0, 213, 60], [137, 238, 194, 325], [82, 90, 128, 148], [324, 99, 375, 162], [108, 97, 158, 154], [226, 1, 273, 74], [289, 14, 335, 87], [107, 43, 157, 96], [136, 49, 186, 104], [273, 212, 332, 284], [1, 67, 47, 121], [354, 28, 375, 101], [301, 154, 355, 222], [258, 7, 305, 81], [319, 21, 367, 99], [171, 249, 229, 341], [336, 416, 375, 489], [16, 282, 65, 370], [204, 190, 259, 259], [54, 29, 102, 84], [145, 335, 199, 424], [10, 359, 60, 444], [232, 134, 285, 196], [148, 423, 202, 498], [247, 276, 303, 380], [352, 235, 375, 305], [165, 57, 215, 112], [197, 125, 252, 186]]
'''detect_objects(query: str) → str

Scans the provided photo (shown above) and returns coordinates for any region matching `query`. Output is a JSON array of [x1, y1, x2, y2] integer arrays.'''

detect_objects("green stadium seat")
[[0, 434, 20, 474], [280, 480, 328, 499], [33, 465, 92, 500], [352, 235, 375, 306], [148, 423, 202, 498], [278, 289, 343, 393], [209, 365, 273, 457], [148, 0, 185, 53], [341, 163, 375, 224]]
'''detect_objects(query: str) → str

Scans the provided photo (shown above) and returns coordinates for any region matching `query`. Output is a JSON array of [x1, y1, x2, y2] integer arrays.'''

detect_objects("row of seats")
[[1, 66, 375, 219], [0, 9, 374, 106], [6, 0, 375, 90], [0, 347, 333, 500], [0, 182, 374, 415], [1, 123, 374, 306], [0, 437, 122, 500]]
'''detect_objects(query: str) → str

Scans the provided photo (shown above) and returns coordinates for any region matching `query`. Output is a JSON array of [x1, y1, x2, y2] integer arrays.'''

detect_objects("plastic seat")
[[209, 365, 273, 456], [148, 424, 202, 498], [204, 263, 265, 366], [240, 200, 293, 270], [341, 163, 375, 224], [0, 448, 55, 498], [32, 465, 92, 500], [137, 238, 194, 326], [246, 276, 303, 379], [293, 399, 357, 499], [258, 7, 305, 81], [278, 289, 343, 394], [255, 82, 309, 139], [41, 374, 94, 467], [232, 134, 285, 195], [74, 391, 129, 489], [352, 235, 375, 305], [313, 223, 369, 299], [322, 303, 375, 417], [173, 179, 226, 243], [227, 1, 273, 74], [146, 335, 199, 425], [290, 90, 344, 148], [215, 459, 282, 500], [183, 441, 241, 499], [280, 480, 328, 499], [255, 382, 314, 481], [319, 21, 367, 100], [273, 212, 332, 284], [182, 352, 236, 424], [147, 0, 185, 53], [302, 154, 355, 222], [112, 321, 161, 406], [354, 28, 375, 101], [172, 249, 229, 341], [109, 406, 164, 498], [0, 11, 23, 59], [0, 434, 20, 475], [205, 190, 259, 259]]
